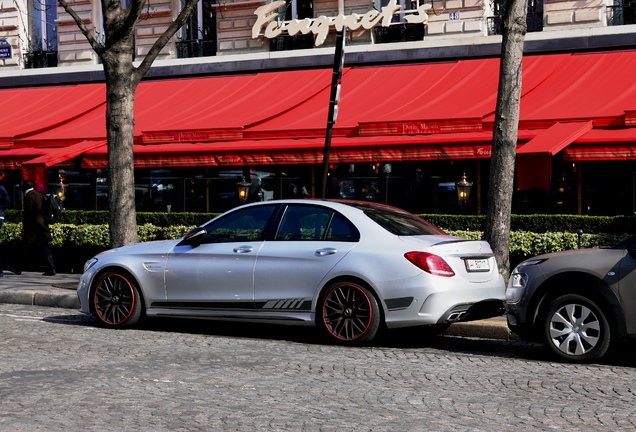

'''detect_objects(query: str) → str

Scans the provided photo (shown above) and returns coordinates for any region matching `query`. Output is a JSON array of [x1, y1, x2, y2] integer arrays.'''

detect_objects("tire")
[[542, 294, 611, 362], [318, 281, 381, 345], [92, 271, 142, 328]]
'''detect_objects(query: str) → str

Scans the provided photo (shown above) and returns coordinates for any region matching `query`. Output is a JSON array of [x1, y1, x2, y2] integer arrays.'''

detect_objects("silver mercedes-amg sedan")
[[77, 200, 505, 344]]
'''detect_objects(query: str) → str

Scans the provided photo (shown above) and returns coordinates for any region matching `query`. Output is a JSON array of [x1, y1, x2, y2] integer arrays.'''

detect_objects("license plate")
[[465, 258, 490, 272]]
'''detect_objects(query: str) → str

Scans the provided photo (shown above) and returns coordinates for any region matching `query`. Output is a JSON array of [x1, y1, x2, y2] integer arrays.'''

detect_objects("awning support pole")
[[321, 29, 346, 199]]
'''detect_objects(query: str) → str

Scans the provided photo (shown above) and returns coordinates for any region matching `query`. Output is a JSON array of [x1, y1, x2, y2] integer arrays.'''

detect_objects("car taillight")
[[404, 252, 455, 277]]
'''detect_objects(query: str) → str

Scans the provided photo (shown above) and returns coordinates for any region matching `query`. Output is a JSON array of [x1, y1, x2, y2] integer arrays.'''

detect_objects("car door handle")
[[233, 246, 254, 253], [316, 248, 337, 256]]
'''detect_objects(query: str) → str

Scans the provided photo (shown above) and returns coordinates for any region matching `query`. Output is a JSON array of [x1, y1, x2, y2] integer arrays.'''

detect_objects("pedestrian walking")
[[0, 171, 10, 277], [21, 179, 56, 276]]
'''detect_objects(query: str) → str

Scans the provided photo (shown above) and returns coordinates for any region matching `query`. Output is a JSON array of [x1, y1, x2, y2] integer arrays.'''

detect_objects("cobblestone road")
[[1, 303, 635, 431]]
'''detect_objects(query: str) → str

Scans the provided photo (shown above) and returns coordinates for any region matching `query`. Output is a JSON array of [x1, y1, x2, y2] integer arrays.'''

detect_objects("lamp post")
[[236, 176, 252, 204], [56, 170, 67, 208], [456, 173, 473, 213]]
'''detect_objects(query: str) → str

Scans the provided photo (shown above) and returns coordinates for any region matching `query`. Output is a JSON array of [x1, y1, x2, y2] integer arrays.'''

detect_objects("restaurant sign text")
[[253, 0, 430, 47]]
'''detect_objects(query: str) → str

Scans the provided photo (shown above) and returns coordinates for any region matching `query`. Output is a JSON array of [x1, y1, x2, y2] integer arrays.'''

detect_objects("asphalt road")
[[1, 303, 636, 431]]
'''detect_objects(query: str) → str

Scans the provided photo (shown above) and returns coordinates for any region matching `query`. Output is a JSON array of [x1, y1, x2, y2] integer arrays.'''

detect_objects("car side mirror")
[[628, 245, 636, 259], [178, 228, 207, 247]]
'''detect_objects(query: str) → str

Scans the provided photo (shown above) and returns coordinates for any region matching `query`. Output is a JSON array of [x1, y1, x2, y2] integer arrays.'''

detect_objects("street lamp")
[[456, 173, 473, 209], [56, 170, 67, 205], [236, 176, 252, 204]]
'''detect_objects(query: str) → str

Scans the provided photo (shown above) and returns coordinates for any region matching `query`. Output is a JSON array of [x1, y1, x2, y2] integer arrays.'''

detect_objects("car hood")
[[516, 247, 626, 276], [98, 239, 181, 257]]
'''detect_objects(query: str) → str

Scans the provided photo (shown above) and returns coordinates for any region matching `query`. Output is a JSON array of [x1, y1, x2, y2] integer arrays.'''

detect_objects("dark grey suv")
[[506, 236, 636, 362]]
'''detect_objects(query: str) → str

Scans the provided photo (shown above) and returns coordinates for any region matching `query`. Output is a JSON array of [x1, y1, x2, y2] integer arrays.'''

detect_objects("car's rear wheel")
[[318, 281, 380, 345], [92, 271, 142, 328], [542, 294, 611, 362]]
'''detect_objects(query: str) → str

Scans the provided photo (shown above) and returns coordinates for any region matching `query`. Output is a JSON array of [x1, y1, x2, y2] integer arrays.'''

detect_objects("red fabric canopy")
[[4, 49, 636, 179], [484, 51, 636, 128], [565, 128, 636, 160], [20, 70, 333, 144], [80, 133, 532, 169], [21, 140, 106, 188], [0, 84, 105, 146], [516, 122, 593, 190]]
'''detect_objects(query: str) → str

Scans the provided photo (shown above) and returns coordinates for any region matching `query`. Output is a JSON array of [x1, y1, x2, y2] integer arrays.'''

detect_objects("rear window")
[[348, 203, 446, 236]]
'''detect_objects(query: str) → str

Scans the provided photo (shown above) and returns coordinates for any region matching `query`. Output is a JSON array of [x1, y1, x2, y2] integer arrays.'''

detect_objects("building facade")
[[0, 0, 635, 215]]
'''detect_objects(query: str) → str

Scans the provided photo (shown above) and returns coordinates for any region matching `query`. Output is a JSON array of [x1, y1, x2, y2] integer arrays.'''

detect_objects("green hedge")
[[424, 214, 636, 235], [1, 222, 630, 261], [3, 210, 634, 272], [6, 210, 636, 234]]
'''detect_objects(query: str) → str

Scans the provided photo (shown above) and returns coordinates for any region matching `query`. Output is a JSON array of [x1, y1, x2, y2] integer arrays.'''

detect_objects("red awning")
[[19, 70, 333, 145], [80, 133, 529, 168], [484, 51, 636, 129], [18, 140, 107, 190], [516, 122, 593, 190], [5, 49, 636, 171], [0, 84, 105, 146], [564, 128, 636, 160], [0, 148, 49, 169]]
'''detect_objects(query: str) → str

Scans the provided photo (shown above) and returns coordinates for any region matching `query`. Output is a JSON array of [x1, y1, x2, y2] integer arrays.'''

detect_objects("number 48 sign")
[[449, 11, 460, 20]]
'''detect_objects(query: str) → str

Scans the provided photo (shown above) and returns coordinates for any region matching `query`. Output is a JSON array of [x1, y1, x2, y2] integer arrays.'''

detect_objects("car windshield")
[[346, 202, 446, 236]]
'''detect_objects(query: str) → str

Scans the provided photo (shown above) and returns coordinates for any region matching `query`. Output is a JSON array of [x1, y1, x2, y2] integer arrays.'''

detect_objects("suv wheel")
[[542, 294, 611, 362]]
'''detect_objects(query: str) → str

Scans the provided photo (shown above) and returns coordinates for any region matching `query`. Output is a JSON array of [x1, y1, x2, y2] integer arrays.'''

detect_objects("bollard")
[[577, 229, 583, 249]]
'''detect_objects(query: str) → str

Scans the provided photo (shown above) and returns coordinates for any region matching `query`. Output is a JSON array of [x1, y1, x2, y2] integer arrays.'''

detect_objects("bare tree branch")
[[133, 0, 199, 81], [57, 0, 104, 54]]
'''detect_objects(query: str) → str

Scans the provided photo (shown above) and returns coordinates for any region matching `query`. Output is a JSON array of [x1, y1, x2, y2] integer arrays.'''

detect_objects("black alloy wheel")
[[542, 294, 611, 362], [92, 272, 142, 328], [319, 281, 380, 344]]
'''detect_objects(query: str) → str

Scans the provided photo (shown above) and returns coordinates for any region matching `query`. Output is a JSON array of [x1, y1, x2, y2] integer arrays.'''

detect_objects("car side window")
[[275, 205, 331, 241], [326, 212, 359, 242], [204, 205, 277, 243]]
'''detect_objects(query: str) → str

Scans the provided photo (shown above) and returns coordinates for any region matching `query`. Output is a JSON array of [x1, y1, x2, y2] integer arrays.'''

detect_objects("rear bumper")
[[438, 299, 506, 323]]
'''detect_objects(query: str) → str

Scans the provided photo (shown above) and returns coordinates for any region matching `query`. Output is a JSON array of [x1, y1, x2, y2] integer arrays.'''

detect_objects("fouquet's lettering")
[[253, 0, 430, 47]]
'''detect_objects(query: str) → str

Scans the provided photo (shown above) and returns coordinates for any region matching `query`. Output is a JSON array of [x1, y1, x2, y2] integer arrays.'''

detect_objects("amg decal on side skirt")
[[262, 299, 309, 309]]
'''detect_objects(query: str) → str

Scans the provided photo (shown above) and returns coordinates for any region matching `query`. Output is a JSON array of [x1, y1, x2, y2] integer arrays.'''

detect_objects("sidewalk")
[[0, 271, 517, 340]]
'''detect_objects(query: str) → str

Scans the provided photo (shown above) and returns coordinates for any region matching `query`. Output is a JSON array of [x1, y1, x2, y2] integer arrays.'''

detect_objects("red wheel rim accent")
[[322, 284, 373, 341], [93, 274, 136, 326]]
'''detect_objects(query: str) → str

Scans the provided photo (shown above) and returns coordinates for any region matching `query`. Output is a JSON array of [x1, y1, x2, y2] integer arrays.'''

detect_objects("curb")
[[0, 288, 80, 309], [443, 319, 519, 340]]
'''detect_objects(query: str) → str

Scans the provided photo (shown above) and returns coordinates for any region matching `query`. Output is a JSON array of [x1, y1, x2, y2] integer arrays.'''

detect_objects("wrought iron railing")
[[269, 34, 314, 52], [176, 40, 217, 58], [23, 50, 58, 69], [487, 11, 544, 35], [607, 1, 636, 25], [373, 24, 425, 44]]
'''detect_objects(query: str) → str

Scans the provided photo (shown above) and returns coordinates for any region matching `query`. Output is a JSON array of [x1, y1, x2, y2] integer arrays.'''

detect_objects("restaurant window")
[[372, 0, 425, 44], [487, 0, 543, 35], [269, 0, 314, 51], [25, 0, 58, 68], [177, 0, 217, 58]]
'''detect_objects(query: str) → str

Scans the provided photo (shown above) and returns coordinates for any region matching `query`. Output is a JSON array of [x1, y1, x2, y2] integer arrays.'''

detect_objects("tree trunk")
[[103, 47, 139, 248], [484, 0, 528, 283]]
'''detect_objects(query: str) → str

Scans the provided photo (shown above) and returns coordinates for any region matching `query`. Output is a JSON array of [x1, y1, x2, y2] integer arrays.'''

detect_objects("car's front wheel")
[[318, 281, 381, 345], [542, 294, 611, 362], [92, 271, 142, 328]]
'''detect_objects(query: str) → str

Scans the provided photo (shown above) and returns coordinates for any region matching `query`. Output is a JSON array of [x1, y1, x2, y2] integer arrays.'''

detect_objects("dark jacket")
[[23, 189, 52, 245], [0, 183, 9, 219]]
